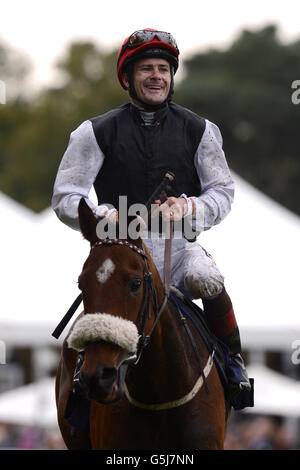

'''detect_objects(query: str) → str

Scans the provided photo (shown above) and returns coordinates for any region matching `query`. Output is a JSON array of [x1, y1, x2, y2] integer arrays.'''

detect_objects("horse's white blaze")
[[67, 313, 139, 353], [96, 258, 115, 284]]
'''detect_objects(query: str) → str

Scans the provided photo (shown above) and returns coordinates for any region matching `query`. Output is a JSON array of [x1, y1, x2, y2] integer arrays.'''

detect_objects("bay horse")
[[55, 198, 227, 450]]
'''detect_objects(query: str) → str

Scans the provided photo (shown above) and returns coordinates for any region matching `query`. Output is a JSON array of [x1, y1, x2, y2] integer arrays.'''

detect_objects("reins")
[[135, 219, 174, 360]]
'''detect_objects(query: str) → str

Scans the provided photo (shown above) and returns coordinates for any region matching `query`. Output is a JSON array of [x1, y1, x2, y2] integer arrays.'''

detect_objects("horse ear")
[[127, 215, 143, 249], [78, 198, 98, 245]]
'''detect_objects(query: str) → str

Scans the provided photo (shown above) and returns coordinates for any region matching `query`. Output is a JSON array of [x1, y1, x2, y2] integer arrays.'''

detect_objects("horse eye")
[[129, 278, 142, 292]]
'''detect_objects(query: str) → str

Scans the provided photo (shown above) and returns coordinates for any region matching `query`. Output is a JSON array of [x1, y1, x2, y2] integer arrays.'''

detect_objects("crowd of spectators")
[[0, 423, 66, 449], [225, 413, 300, 450], [0, 414, 299, 450]]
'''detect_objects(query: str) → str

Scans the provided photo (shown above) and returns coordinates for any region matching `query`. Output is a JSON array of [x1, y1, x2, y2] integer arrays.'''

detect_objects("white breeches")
[[143, 237, 224, 300]]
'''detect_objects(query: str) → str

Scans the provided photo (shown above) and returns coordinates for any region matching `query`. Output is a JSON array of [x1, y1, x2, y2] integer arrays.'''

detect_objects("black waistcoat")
[[90, 102, 206, 210]]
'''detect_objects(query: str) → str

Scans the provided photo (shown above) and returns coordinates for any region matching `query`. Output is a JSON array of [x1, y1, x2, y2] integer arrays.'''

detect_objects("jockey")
[[52, 28, 251, 396]]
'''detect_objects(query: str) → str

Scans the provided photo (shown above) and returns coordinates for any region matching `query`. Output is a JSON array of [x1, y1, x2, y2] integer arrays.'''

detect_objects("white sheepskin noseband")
[[67, 313, 139, 353]]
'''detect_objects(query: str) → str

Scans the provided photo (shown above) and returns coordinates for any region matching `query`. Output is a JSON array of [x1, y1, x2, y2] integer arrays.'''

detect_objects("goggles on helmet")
[[128, 30, 178, 51], [119, 30, 179, 60]]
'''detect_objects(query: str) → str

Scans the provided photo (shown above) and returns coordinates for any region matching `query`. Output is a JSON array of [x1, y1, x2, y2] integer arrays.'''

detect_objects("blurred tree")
[[0, 38, 32, 101], [0, 41, 127, 211], [176, 25, 300, 215], [53, 42, 127, 120]]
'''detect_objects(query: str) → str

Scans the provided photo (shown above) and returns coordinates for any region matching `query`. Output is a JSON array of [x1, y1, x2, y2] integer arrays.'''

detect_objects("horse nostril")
[[76, 367, 118, 400], [101, 367, 117, 382]]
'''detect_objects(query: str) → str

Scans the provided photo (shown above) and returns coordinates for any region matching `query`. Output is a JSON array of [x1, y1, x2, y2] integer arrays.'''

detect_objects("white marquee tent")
[[0, 376, 57, 427], [244, 364, 300, 418], [197, 173, 300, 351], [0, 173, 300, 351], [0, 192, 89, 347]]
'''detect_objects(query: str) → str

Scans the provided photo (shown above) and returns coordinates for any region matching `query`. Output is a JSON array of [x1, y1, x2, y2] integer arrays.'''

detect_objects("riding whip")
[[144, 171, 175, 210]]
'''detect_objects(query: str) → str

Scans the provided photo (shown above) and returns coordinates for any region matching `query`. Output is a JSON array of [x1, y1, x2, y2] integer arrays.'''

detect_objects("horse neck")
[[127, 248, 204, 399], [143, 245, 192, 369]]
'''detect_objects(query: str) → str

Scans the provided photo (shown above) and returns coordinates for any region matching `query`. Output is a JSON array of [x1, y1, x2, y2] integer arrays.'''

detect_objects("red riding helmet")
[[117, 28, 180, 89]]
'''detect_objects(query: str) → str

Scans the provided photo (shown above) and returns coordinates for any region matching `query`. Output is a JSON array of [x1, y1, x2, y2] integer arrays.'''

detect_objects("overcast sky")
[[1, 0, 300, 89]]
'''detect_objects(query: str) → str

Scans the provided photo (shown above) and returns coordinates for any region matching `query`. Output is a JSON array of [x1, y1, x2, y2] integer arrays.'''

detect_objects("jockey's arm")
[[192, 120, 235, 231], [154, 120, 234, 232], [52, 120, 108, 231]]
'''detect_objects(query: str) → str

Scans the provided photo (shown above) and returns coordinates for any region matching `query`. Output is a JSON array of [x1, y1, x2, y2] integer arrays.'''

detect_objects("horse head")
[[67, 198, 157, 404]]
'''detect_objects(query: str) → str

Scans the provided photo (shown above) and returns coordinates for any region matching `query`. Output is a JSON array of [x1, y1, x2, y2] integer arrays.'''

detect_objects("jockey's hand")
[[134, 214, 147, 230], [108, 209, 118, 223], [151, 197, 187, 221], [96, 206, 146, 230], [109, 211, 147, 231]]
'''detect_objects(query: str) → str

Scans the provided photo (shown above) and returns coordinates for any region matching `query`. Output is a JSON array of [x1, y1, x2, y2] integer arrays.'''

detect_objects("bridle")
[[91, 238, 169, 365]]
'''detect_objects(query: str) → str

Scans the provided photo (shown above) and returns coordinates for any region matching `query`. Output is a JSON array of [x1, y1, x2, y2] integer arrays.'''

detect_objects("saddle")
[[169, 286, 254, 411]]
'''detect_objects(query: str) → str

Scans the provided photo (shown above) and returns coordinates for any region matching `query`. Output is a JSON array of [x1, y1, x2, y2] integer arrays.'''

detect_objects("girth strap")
[[124, 354, 214, 411]]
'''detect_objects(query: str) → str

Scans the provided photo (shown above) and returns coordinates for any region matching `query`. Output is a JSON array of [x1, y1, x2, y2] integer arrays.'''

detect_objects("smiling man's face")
[[124, 57, 171, 106]]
